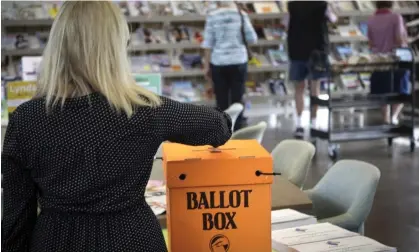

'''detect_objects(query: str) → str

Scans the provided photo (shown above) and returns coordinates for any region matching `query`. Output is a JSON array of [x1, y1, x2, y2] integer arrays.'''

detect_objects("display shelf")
[[2, 36, 372, 57], [311, 125, 413, 142], [1, 13, 288, 27], [1, 40, 283, 56], [329, 35, 367, 43], [336, 8, 419, 17], [137, 64, 288, 78], [311, 93, 411, 109]]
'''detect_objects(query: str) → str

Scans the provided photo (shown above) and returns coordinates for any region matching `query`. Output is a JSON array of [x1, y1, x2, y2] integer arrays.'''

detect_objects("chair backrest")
[[224, 103, 244, 132], [231, 121, 267, 143], [271, 139, 315, 189], [310, 160, 381, 226]]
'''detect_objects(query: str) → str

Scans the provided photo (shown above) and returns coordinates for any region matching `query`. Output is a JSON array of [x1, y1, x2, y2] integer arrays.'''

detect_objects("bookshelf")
[[1, 1, 419, 114]]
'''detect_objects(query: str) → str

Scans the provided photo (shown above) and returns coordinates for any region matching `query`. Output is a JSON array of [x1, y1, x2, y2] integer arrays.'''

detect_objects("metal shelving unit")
[[310, 53, 417, 160]]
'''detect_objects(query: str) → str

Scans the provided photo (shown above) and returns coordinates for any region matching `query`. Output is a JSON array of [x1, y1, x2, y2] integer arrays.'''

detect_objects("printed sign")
[[133, 73, 162, 95], [186, 190, 252, 231], [7, 81, 37, 113]]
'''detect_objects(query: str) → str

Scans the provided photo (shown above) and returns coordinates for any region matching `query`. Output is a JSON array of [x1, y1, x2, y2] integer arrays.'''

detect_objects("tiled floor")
[[249, 113, 419, 251]]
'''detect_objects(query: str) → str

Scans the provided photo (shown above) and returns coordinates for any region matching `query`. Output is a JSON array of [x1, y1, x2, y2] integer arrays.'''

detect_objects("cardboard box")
[[163, 140, 273, 252]]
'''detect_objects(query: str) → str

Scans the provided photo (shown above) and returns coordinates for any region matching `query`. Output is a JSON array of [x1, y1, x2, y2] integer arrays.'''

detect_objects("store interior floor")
[[249, 110, 419, 251]]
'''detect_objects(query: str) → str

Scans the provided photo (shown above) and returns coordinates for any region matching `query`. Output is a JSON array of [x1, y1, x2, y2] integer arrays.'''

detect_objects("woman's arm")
[[152, 97, 232, 147], [2, 111, 38, 252], [395, 14, 408, 47]]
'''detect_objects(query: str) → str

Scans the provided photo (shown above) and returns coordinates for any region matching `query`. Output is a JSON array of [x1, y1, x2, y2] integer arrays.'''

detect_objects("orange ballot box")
[[163, 140, 273, 252]]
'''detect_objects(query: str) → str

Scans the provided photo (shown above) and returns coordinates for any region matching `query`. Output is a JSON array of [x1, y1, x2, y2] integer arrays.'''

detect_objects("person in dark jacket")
[[286, 1, 336, 138]]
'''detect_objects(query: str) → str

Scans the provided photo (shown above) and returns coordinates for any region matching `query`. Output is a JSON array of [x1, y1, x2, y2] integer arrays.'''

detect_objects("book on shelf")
[[359, 72, 371, 88], [245, 81, 270, 97], [263, 26, 286, 41], [21, 56, 42, 81], [142, 28, 168, 44], [253, 2, 281, 14], [6, 80, 37, 113], [179, 53, 202, 69], [168, 25, 190, 43], [268, 78, 288, 96], [339, 73, 361, 90], [271, 209, 317, 231], [271, 223, 358, 252], [267, 49, 289, 66], [337, 25, 364, 37], [171, 1, 198, 16], [290, 235, 397, 252], [193, 1, 217, 15], [126, 1, 151, 16], [170, 81, 201, 103], [145, 180, 166, 216], [355, 0, 374, 11], [149, 1, 172, 16], [277, 0, 289, 13], [331, 1, 357, 12]]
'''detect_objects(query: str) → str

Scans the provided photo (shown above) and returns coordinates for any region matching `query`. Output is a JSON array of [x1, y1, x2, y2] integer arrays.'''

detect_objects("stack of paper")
[[291, 235, 397, 252], [272, 223, 357, 252], [271, 209, 317, 231], [145, 180, 166, 215]]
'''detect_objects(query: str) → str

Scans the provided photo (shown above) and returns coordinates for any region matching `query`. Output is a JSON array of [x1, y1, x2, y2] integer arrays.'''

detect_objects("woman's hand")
[[204, 65, 212, 81]]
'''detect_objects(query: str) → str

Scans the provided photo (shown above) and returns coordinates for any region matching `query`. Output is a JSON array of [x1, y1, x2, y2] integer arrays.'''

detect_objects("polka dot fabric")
[[1, 93, 232, 252]]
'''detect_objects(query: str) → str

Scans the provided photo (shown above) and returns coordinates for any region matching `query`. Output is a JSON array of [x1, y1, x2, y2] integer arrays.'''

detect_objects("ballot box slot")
[[255, 170, 281, 176]]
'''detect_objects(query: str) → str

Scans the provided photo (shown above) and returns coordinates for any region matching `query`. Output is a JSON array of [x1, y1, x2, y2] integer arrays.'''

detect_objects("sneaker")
[[294, 127, 304, 139]]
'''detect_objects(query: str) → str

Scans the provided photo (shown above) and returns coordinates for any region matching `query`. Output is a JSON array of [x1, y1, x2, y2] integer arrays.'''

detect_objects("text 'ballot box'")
[[163, 140, 273, 252]]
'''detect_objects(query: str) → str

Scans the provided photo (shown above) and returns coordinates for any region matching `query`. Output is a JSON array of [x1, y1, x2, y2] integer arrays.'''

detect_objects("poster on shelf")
[[133, 73, 162, 95], [21, 56, 42, 81], [6, 81, 37, 113]]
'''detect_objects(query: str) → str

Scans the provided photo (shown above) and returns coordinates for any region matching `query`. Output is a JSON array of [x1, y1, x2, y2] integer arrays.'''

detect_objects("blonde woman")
[[1, 2, 231, 251]]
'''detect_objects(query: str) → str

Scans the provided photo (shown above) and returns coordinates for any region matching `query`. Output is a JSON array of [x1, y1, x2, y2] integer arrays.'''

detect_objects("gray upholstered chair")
[[305, 160, 381, 234], [224, 103, 244, 132], [271, 139, 315, 189], [231, 121, 267, 143]]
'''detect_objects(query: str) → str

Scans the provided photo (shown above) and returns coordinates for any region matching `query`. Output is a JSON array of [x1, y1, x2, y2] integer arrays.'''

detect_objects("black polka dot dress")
[[1, 93, 232, 252]]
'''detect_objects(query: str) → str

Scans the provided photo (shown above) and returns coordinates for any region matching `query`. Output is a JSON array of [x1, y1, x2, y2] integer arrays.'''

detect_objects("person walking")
[[202, 1, 258, 131], [368, 1, 410, 124], [1, 2, 232, 252], [286, 1, 336, 138]]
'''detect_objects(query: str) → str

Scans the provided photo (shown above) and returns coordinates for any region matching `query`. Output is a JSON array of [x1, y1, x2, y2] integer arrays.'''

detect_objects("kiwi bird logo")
[[209, 234, 230, 252]]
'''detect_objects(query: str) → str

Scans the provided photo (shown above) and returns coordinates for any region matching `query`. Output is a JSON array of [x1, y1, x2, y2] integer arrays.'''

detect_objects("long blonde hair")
[[37, 1, 161, 116]]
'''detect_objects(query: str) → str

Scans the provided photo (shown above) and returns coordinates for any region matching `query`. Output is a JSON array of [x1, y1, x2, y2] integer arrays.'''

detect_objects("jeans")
[[210, 63, 247, 131]]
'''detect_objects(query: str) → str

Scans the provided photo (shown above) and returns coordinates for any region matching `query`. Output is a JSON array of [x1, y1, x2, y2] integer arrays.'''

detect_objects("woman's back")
[[2, 94, 231, 251]]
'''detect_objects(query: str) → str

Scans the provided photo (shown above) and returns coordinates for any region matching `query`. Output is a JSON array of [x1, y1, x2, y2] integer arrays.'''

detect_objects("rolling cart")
[[310, 48, 416, 160]]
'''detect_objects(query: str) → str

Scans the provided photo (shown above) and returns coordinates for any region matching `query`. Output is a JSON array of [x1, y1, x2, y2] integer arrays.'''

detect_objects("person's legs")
[[309, 80, 321, 126], [229, 63, 247, 131], [289, 60, 309, 138], [390, 104, 404, 124], [210, 64, 230, 111]]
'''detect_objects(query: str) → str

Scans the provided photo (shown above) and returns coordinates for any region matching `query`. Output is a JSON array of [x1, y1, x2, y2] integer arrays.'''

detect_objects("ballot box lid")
[[162, 140, 270, 162], [162, 140, 273, 188]]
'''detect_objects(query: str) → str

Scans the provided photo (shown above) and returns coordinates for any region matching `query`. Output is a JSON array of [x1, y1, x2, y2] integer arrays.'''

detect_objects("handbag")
[[237, 5, 253, 61]]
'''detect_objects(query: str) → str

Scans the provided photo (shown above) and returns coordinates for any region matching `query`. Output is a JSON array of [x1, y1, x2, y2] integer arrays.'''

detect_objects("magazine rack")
[[310, 48, 416, 160]]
